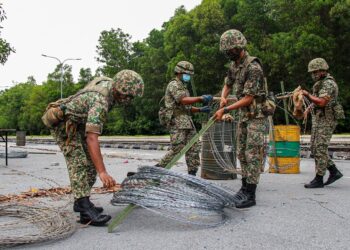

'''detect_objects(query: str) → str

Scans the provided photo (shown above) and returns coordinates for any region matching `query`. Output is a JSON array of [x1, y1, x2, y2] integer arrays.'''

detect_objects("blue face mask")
[[182, 74, 191, 82]]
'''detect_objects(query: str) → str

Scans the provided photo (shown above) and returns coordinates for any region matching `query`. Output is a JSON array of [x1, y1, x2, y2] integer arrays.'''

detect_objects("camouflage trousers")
[[159, 128, 200, 172], [237, 118, 267, 184], [311, 118, 337, 176], [51, 122, 96, 199]]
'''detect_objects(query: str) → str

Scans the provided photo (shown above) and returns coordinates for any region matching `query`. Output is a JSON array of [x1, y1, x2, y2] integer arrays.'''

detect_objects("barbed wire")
[[0, 165, 120, 248], [205, 94, 305, 174], [111, 166, 243, 227], [0, 203, 76, 248]]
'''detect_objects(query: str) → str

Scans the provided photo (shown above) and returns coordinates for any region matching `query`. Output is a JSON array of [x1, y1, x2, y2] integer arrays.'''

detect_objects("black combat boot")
[[235, 183, 256, 209], [324, 165, 343, 186], [304, 174, 324, 188], [76, 197, 111, 226], [188, 170, 197, 176], [74, 199, 103, 213], [232, 178, 247, 201]]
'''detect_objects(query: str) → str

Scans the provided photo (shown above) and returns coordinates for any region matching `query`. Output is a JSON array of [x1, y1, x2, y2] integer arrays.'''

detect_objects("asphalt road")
[[0, 142, 349, 250]]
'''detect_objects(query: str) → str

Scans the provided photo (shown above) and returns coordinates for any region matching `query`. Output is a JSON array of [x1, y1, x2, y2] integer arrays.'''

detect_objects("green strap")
[[107, 204, 135, 233], [108, 117, 216, 233]]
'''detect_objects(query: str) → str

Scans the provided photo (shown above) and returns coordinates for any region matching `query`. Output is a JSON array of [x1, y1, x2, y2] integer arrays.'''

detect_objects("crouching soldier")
[[42, 70, 144, 226]]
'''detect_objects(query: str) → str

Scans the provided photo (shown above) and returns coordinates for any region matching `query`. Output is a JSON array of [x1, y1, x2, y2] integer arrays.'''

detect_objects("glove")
[[199, 106, 211, 113], [201, 95, 213, 105]]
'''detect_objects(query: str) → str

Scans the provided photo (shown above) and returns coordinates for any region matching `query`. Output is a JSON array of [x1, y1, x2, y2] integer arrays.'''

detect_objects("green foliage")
[[1, 0, 349, 134], [0, 83, 34, 130], [132, 30, 169, 134], [76, 67, 94, 89], [0, 64, 80, 135], [95, 28, 133, 77], [0, 4, 15, 64], [19, 84, 49, 134]]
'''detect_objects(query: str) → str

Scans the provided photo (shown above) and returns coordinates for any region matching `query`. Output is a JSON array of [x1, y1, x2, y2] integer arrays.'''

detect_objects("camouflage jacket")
[[311, 74, 339, 123], [64, 79, 115, 134], [164, 78, 193, 129], [225, 52, 265, 122]]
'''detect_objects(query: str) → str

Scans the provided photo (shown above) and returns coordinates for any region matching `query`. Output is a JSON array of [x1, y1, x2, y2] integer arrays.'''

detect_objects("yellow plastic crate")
[[268, 157, 300, 174], [270, 125, 300, 142]]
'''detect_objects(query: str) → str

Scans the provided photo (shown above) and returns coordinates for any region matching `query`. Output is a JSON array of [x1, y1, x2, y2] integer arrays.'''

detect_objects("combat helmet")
[[220, 29, 247, 52], [174, 61, 194, 75], [308, 58, 329, 72], [112, 70, 144, 98]]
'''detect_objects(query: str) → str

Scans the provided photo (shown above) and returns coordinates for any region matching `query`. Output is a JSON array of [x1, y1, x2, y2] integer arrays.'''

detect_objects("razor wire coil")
[[111, 166, 243, 227], [0, 203, 76, 248]]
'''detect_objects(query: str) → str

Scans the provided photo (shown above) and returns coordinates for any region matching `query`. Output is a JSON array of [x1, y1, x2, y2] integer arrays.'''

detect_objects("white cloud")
[[0, 0, 201, 88]]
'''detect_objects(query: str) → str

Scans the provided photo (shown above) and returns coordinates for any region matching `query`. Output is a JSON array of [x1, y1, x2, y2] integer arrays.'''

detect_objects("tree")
[[132, 29, 169, 134], [187, 0, 228, 96], [76, 67, 93, 89], [260, 0, 349, 131], [95, 28, 133, 77], [1, 0, 350, 134], [26, 76, 36, 84], [19, 85, 48, 134], [0, 83, 35, 130], [46, 64, 76, 98], [0, 3, 15, 64], [163, 1, 228, 95]]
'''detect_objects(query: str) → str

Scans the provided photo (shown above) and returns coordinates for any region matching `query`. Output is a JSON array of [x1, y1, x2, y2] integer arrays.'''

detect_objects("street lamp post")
[[42, 54, 81, 99]]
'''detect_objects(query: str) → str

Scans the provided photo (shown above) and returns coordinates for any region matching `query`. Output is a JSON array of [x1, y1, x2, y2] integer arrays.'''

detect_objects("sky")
[[0, 0, 202, 89]]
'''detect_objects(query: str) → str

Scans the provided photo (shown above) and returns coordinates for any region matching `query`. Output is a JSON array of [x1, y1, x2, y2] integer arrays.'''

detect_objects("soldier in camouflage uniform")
[[302, 58, 343, 188], [214, 29, 268, 208], [157, 61, 212, 175], [48, 70, 144, 226]]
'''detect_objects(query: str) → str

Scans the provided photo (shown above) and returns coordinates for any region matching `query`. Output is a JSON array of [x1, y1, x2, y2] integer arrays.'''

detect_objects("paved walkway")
[[0, 142, 349, 250]]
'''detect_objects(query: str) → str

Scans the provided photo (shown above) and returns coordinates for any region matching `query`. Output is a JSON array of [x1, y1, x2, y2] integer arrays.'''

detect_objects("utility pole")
[[42, 54, 81, 99]]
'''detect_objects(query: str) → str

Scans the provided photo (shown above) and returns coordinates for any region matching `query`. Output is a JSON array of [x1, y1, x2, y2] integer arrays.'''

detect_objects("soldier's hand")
[[302, 90, 310, 97], [199, 106, 211, 113], [214, 108, 225, 121], [201, 95, 213, 105], [219, 97, 227, 108], [99, 171, 116, 188]]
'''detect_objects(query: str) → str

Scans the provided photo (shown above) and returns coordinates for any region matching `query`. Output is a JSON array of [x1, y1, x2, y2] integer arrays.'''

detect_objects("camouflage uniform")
[[158, 77, 200, 172], [51, 80, 114, 199], [310, 73, 338, 176], [225, 52, 267, 185], [49, 70, 144, 199]]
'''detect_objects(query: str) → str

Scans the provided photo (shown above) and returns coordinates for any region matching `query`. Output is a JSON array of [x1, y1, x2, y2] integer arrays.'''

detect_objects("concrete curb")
[[7, 138, 350, 159], [8, 138, 170, 150]]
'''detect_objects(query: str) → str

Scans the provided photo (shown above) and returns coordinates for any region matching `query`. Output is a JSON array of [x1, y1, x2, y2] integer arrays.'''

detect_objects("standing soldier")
[[157, 61, 212, 175], [214, 29, 268, 208], [42, 70, 144, 226], [302, 58, 344, 188]]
